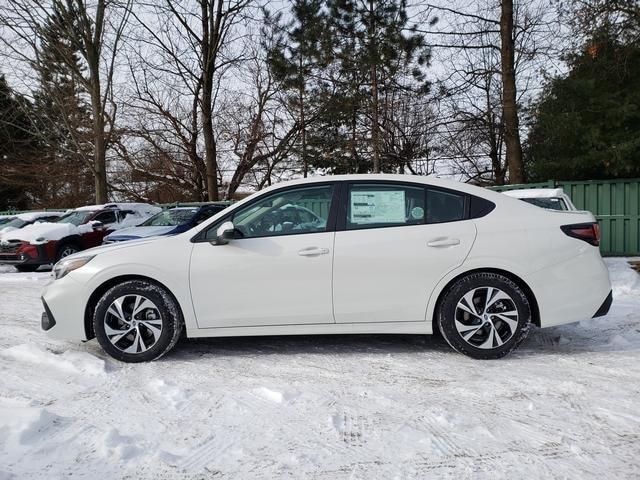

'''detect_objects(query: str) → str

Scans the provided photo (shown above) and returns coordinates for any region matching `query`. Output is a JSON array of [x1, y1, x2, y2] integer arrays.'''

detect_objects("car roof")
[[254, 174, 503, 200]]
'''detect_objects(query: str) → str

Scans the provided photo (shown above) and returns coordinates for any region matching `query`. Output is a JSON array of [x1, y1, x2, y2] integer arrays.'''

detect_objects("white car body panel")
[[42, 174, 612, 344], [333, 221, 477, 323], [189, 232, 335, 328]]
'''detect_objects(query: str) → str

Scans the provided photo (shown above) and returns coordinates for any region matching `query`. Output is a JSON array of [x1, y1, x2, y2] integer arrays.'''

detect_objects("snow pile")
[[0, 204, 160, 244], [0, 211, 65, 235], [0, 398, 64, 450], [0, 343, 106, 375], [75, 203, 161, 215], [1, 221, 97, 244], [607, 257, 640, 298], [14, 211, 65, 222]]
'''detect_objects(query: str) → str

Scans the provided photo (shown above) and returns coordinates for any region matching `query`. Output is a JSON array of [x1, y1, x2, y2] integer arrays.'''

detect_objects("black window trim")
[[191, 181, 341, 243]]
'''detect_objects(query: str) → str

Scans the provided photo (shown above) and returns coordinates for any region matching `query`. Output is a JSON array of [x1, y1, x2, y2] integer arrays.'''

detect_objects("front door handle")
[[298, 247, 330, 256], [427, 238, 460, 248]]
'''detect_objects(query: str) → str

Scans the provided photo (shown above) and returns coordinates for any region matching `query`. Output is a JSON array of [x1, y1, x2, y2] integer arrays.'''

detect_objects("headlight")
[[52, 255, 95, 280]]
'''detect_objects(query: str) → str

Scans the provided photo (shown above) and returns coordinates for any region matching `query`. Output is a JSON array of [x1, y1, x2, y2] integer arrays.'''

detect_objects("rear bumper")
[[527, 249, 611, 328], [592, 290, 613, 318]]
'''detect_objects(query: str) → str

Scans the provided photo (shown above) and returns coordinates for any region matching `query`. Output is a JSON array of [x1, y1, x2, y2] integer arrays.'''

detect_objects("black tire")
[[93, 280, 183, 363], [437, 272, 532, 360], [56, 242, 81, 261], [15, 264, 39, 272]]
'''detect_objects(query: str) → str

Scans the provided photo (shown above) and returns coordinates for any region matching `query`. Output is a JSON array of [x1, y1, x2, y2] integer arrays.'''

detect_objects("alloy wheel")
[[103, 295, 163, 354], [454, 286, 519, 349], [59, 246, 78, 258]]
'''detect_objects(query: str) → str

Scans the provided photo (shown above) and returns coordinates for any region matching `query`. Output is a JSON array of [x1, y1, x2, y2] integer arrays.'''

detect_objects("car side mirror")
[[92, 221, 104, 231], [214, 221, 235, 245]]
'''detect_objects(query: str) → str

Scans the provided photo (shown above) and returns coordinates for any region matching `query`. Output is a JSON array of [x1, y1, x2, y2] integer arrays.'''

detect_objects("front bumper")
[[41, 274, 89, 341], [41, 298, 57, 331], [0, 244, 48, 265]]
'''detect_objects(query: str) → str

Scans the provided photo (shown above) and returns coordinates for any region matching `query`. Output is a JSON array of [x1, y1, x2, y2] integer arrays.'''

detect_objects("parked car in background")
[[0, 215, 14, 226], [41, 175, 611, 363], [0, 203, 160, 272], [502, 188, 577, 211], [0, 211, 66, 235], [103, 204, 228, 244]]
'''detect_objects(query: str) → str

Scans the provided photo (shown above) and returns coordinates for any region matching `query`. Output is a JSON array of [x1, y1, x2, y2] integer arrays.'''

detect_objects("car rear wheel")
[[93, 280, 183, 363], [437, 272, 532, 359]]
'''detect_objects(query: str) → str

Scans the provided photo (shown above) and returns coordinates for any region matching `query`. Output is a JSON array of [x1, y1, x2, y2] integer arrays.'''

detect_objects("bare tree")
[[417, 0, 559, 184], [0, 0, 133, 203], [128, 0, 251, 201]]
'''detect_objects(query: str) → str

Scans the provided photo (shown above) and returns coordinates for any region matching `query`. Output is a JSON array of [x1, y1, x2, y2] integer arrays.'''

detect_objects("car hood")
[[105, 225, 177, 240], [62, 236, 168, 262]]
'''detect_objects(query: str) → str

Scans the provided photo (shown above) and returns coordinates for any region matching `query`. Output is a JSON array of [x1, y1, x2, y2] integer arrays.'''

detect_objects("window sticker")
[[410, 206, 424, 220], [350, 190, 406, 224]]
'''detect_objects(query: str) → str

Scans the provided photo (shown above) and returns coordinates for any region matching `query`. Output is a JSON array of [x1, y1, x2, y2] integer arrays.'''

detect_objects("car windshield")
[[0, 218, 28, 229], [141, 209, 197, 227], [56, 210, 95, 226], [521, 197, 568, 211]]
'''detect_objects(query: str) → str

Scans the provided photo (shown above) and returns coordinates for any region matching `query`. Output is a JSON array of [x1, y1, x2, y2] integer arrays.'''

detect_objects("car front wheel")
[[93, 280, 183, 362], [437, 272, 532, 359]]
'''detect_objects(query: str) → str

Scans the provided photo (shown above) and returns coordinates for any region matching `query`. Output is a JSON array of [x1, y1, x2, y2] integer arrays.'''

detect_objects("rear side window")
[[426, 189, 466, 224], [346, 184, 425, 230]]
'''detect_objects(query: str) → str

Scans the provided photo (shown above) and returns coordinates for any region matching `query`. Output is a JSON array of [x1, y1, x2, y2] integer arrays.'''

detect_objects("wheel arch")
[[57, 235, 84, 251], [430, 267, 540, 335], [84, 274, 185, 340]]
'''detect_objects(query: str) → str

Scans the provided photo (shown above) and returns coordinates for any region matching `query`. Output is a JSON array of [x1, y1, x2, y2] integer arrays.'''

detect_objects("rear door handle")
[[427, 238, 460, 248], [298, 247, 330, 256]]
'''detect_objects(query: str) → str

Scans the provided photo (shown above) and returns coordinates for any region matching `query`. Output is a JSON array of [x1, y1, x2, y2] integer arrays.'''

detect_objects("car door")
[[333, 182, 477, 324], [190, 183, 338, 329], [82, 210, 119, 247]]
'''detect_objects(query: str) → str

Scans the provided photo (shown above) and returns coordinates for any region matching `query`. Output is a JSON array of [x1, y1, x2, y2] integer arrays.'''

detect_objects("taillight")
[[561, 223, 600, 246]]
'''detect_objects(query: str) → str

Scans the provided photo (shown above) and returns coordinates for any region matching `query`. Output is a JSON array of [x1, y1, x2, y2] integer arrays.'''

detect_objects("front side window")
[[208, 184, 334, 240], [93, 211, 118, 225], [346, 184, 426, 230]]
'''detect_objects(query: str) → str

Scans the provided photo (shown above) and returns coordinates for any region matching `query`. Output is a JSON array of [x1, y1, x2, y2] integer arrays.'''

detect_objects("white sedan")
[[42, 175, 612, 362]]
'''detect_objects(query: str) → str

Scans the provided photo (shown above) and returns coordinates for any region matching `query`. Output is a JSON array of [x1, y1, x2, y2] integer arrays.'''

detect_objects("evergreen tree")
[[324, 0, 430, 173], [0, 75, 38, 209], [33, 4, 94, 207], [266, 1, 332, 177], [526, 28, 640, 180]]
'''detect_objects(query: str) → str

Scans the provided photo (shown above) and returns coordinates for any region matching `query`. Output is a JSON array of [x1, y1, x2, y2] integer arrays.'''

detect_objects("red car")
[[0, 203, 160, 272]]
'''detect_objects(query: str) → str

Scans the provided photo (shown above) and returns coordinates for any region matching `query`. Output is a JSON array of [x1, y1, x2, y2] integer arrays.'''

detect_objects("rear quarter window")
[[426, 189, 466, 224]]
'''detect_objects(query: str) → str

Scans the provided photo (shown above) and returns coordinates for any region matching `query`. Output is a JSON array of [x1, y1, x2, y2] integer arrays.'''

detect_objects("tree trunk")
[[369, 0, 381, 173], [299, 55, 308, 178], [201, 0, 219, 201], [500, 0, 524, 184]]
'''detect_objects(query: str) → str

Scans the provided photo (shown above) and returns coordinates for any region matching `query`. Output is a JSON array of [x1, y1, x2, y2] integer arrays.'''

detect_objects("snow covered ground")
[[0, 259, 639, 479]]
